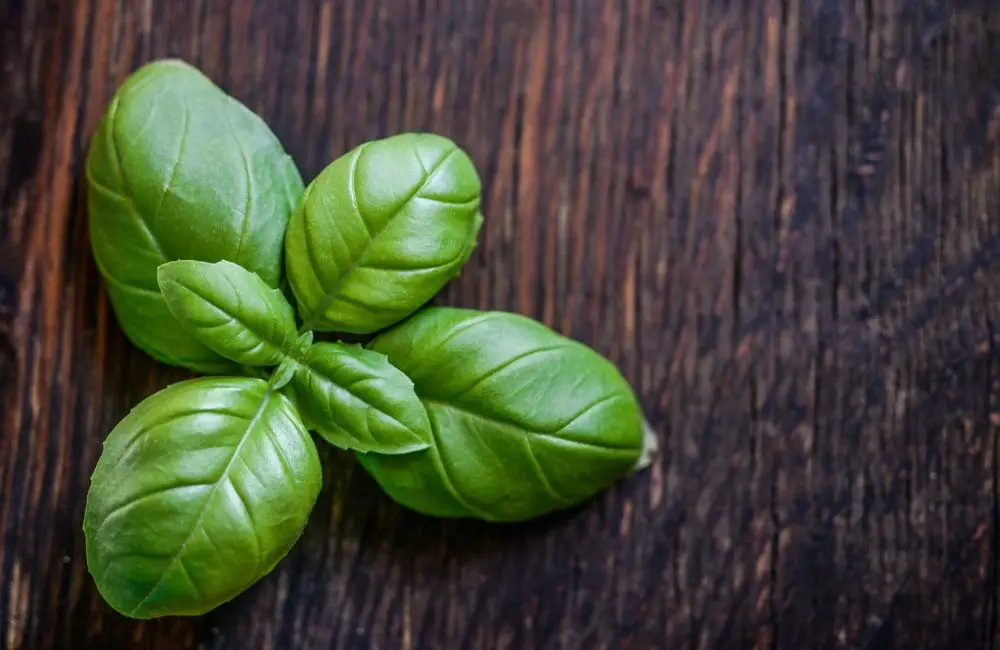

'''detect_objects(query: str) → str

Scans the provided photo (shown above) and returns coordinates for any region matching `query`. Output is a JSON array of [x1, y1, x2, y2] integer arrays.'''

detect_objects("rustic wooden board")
[[3, 1, 1000, 648]]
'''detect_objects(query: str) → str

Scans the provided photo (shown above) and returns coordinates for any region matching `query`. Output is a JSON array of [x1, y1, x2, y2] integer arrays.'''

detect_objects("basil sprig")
[[84, 59, 656, 619]]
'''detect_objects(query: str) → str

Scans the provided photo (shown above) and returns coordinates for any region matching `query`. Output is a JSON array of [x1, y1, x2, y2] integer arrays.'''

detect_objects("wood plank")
[[2, 0, 1000, 648]]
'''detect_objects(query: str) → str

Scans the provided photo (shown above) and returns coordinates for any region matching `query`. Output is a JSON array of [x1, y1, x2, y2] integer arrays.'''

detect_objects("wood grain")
[[3, 0, 1000, 648]]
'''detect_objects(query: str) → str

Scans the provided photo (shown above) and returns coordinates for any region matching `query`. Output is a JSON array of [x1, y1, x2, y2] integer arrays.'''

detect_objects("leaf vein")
[[170, 275, 285, 358], [358, 259, 450, 274], [149, 98, 190, 233], [553, 394, 625, 435], [298, 360, 420, 448], [299, 184, 331, 306], [263, 420, 295, 479], [111, 406, 246, 473], [422, 399, 637, 453], [107, 95, 170, 262], [447, 345, 572, 401], [351, 143, 373, 238], [202, 525, 224, 556], [97, 483, 214, 534], [300, 144, 458, 330], [411, 313, 493, 363], [414, 195, 480, 211], [522, 438, 573, 505], [176, 555, 204, 604], [225, 98, 256, 266], [424, 408, 493, 520], [228, 476, 262, 570], [127, 388, 273, 617]]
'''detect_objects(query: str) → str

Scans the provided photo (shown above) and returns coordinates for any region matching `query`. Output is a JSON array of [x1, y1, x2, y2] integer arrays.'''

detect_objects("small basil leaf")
[[360, 308, 647, 522], [87, 59, 304, 372], [268, 356, 298, 391], [84, 377, 321, 619], [290, 330, 314, 354], [158, 260, 298, 367], [290, 342, 431, 455], [285, 133, 483, 333], [275, 332, 316, 426]]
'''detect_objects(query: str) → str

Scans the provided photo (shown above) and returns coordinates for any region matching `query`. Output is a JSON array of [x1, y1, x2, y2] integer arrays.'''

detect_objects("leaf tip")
[[291, 331, 314, 355], [155, 261, 183, 292], [155, 259, 180, 276]]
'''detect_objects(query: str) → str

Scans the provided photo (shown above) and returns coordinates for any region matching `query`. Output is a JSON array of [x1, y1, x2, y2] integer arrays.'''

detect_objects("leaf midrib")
[[168, 274, 288, 359], [125, 386, 274, 617], [419, 397, 636, 516], [420, 396, 638, 453], [293, 352, 430, 452], [223, 98, 256, 267], [107, 92, 171, 264], [300, 145, 461, 330]]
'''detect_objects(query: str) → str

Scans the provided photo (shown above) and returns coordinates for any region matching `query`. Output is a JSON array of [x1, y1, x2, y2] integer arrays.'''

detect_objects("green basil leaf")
[[86, 59, 304, 372], [360, 308, 647, 522], [83, 377, 322, 618], [157, 260, 298, 367], [285, 133, 482, 334], [290, 342, 430, 455]]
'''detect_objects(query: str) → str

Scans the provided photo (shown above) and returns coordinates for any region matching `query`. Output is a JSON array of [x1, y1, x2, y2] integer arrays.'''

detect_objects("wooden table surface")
[[3, 1, 1000, 648]]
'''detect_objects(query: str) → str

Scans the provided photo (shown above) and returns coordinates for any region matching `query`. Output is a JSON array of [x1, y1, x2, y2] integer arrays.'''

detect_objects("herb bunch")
[[84, 59, 656, 619]]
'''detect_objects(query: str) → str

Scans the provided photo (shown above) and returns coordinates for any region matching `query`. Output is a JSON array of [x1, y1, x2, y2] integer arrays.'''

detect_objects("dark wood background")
[[3, 0, 1000, 648]]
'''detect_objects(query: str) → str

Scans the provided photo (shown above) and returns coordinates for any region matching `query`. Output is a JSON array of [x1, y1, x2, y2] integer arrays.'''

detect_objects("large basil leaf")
[[158, 260, 298, 367], [289, 342, 430, 455], [84, 377, 322, 618], [285, 133, 483, 334], [86, 59, 304, 372], [360, 308, 647, 522]]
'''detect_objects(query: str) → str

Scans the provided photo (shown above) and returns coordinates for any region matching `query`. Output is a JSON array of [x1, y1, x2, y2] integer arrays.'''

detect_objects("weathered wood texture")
[[3, 0, 1000, 648]]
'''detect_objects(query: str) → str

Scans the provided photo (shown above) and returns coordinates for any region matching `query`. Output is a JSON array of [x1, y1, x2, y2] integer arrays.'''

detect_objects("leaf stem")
[[633, 418, 659, 472]]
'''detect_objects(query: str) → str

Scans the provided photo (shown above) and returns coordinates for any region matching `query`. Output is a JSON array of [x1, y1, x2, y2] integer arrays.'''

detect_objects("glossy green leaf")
[[268, 331, 313, 391], [87, 59, 304, 372], [359, 308, 648, 522], [158, 260, 298, 367], [290, 342, 430, 455], [84, 377, 322, 619], [285, 133, 483, 334]]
